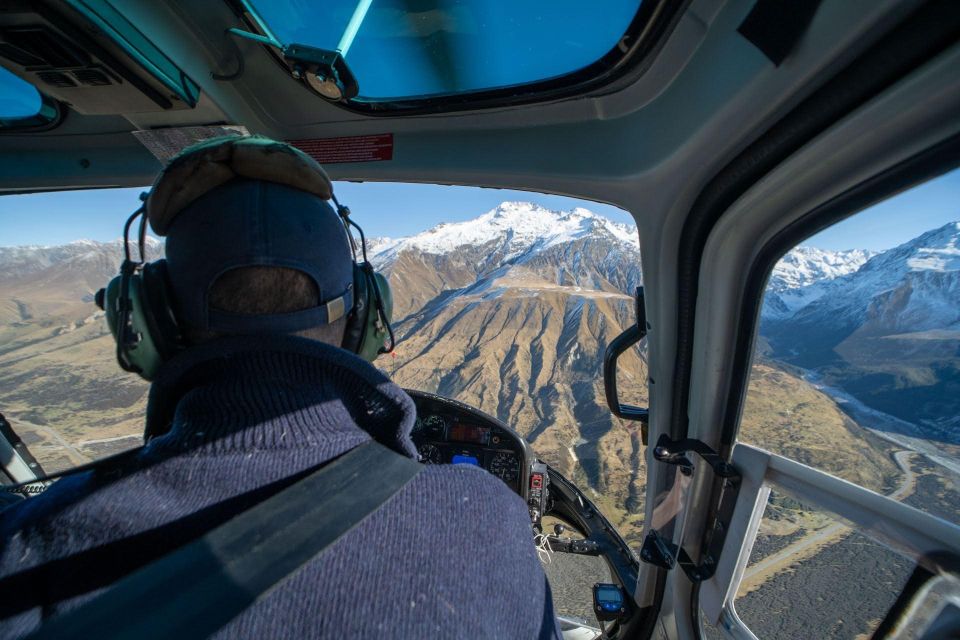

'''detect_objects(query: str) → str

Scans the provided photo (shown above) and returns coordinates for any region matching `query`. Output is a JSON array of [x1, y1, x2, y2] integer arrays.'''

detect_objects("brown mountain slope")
[[382, 282, 650, 541], [0, 324, 148, 472], [377, 239, 517, 320], [0, 213, 901, 548], [740, 362, 898, 492]]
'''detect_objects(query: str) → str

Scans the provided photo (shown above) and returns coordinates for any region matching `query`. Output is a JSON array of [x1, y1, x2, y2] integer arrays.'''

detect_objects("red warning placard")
[[289, 134, 393, 164]]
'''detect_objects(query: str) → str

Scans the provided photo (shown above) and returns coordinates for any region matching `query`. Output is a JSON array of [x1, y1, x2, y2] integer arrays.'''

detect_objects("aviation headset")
[[96, 136, 394, 381]]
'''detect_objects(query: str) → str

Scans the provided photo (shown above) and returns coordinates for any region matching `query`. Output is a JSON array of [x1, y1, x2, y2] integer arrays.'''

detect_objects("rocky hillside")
[[762, 247, 875, 320]]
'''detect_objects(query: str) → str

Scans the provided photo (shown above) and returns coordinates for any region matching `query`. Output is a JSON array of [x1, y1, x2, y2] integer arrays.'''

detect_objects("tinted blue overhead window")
[[242, 0, 643, 101], [0, 65, 42, 120]]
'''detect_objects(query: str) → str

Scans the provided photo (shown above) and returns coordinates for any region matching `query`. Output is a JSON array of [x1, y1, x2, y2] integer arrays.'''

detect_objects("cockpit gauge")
[[424, 415, 445, 435], [414, 414, 446, 440], [418, 443, 443, 465], [488, 451, 519, 483]]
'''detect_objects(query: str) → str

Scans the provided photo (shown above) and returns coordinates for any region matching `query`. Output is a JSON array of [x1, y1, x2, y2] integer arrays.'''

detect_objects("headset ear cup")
[[372, 271, 393, 340], [341, 263, 369, 354], [103, 274, 123, 342], [356, 268, 393, 362], [104, 261, 182, 381], [140, 261, 182, 361]]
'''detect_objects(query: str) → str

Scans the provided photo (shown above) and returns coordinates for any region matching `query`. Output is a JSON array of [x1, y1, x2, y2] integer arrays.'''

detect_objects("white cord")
[[533, 533, 554, 564]]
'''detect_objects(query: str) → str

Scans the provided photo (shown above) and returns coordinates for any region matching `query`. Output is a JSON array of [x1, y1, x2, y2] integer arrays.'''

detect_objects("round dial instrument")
[[488, 451, 519, 483]]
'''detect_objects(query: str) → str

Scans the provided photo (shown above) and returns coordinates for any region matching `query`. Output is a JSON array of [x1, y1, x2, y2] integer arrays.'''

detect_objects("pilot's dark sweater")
[[0, 336, 561, 639]]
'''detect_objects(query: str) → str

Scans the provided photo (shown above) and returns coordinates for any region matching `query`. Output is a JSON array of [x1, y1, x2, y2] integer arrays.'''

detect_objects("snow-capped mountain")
[[363, 202, 642, 319], [770, 247, 876, 291], [0, 237, 163, 282], [763, 247, 875, 319], [780, 221, 960, 337], [368, 201, 638, 262], [766, 221, 960, 439]]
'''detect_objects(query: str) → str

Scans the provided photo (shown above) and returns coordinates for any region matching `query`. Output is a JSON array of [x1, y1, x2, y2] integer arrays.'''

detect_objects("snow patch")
[[367, 201, 638, 261]]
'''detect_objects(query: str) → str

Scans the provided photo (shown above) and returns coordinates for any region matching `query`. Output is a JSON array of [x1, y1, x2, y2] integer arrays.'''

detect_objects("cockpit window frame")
[[223, 0, 686, 116]]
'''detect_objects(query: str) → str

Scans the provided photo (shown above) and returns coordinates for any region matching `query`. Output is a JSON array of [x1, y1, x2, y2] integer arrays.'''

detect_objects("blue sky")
[[806, 167, 960, 251], [0, 184, 633, 246], [1, 168, 957, 250]]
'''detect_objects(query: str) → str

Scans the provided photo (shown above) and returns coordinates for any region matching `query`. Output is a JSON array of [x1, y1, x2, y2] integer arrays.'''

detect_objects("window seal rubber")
[[222, 0, 688, 116], [720, 135, 960, 454]]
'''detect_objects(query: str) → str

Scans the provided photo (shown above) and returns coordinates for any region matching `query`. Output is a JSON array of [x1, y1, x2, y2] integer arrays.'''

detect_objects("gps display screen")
[[449, 423, 490, 444]]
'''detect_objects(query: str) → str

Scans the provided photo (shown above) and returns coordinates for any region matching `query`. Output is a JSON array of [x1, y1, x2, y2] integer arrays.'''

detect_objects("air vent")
[[73, 68, 113, 86], [37, 71, 76, 88], [0, 27, 89, 68]]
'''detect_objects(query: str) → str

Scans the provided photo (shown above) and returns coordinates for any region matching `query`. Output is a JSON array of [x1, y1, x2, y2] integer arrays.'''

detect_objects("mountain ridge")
[[3, 202, 952, 538], [765, 220, 960, 446], [368, 201, 638, 261]]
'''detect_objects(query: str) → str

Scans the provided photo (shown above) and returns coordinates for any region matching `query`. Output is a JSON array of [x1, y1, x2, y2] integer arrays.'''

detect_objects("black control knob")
[[553, 523, 565, 536]]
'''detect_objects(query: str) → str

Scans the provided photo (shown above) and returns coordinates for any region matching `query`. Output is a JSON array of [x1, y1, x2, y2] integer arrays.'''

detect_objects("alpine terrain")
[[3, 204, 956, 637], [4, 204, 955, 545], [764, 221, 960, 454], [762, 246, 875, 320]]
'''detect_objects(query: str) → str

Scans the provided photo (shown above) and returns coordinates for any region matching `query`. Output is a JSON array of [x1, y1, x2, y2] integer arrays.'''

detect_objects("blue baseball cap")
[[162, 178, 354, 335]]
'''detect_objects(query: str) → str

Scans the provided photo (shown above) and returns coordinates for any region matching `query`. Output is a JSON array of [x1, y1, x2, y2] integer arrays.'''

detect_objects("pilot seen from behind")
[[0, 136, 561, 639]]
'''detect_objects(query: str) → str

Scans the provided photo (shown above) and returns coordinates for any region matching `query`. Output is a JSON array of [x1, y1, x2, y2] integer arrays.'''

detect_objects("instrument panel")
[[406, 390, 530, 497]]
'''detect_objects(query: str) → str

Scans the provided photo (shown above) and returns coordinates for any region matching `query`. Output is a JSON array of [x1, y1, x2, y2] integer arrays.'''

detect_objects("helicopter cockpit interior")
[[1, 1, 959, 639]]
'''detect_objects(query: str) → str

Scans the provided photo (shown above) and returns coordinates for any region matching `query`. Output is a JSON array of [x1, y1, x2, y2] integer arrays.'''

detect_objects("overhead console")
[[0, 1, 199, 115]]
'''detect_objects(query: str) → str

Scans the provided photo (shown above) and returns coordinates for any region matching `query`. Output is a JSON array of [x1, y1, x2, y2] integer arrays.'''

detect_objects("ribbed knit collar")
[[143, 335, 418, 459]]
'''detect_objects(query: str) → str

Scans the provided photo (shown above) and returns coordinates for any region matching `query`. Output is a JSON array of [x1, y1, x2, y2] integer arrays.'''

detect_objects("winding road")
[[8, 416, 91, 470], [742, 450, 916, 586]]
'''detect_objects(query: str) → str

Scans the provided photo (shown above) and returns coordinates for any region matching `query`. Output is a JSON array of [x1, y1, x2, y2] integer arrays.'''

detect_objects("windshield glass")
[[243, 0, 643, 100], [0, 65, 42, 121], [0, 184, 643, 621]]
